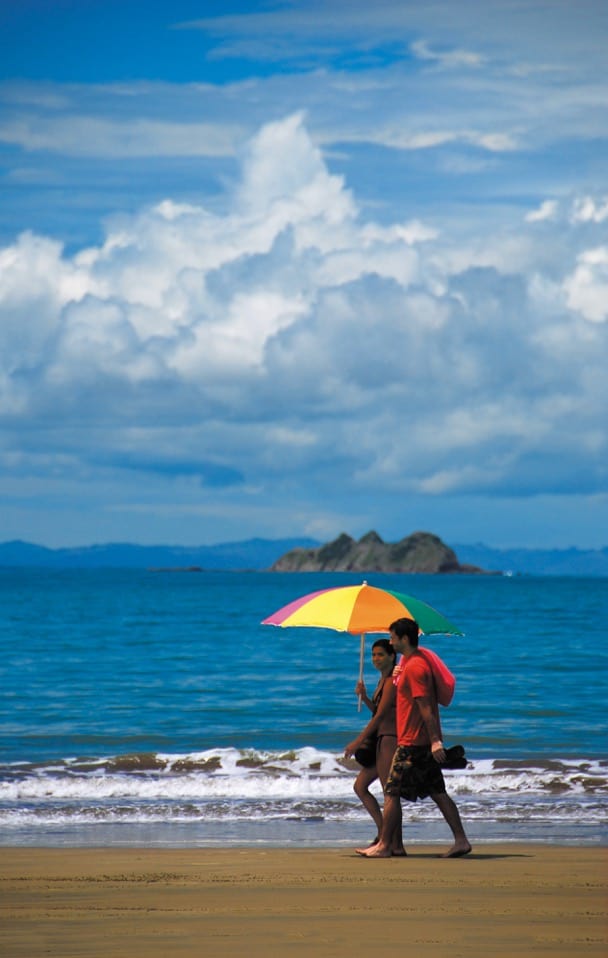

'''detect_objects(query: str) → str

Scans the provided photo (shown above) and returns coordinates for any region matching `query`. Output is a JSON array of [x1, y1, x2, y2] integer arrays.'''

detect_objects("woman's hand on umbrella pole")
[[355, 680, 373, 711]]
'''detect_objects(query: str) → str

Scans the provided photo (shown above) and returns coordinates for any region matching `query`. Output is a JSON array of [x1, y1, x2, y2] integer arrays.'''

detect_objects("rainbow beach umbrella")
[[262, 582, 463, 708]]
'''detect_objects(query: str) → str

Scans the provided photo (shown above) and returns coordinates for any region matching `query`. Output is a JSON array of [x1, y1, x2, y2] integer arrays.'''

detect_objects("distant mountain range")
[[0, 537, 606, 575], [452, 542, 608, 577], [0, 538, 319, 571]]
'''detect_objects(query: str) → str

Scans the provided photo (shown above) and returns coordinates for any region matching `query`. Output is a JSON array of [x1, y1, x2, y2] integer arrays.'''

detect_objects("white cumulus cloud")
[[564, 247, 608, 323], [0, 115, 606, 524]]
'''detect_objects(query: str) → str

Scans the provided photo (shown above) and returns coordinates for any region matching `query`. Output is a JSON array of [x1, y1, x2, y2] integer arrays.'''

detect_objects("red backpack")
[[419, 646, 456, 706]]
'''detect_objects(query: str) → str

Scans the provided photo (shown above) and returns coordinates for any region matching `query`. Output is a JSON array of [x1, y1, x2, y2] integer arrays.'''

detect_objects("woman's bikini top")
[[372, 676, 397, 737]]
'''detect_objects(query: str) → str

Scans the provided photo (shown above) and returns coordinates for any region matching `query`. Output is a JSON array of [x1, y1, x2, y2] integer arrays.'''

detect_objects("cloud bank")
[[1, 113, 606, 545]]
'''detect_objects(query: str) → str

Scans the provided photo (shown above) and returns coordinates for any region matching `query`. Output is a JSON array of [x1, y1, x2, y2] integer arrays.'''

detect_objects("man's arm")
[[415, 695, 447, 764]]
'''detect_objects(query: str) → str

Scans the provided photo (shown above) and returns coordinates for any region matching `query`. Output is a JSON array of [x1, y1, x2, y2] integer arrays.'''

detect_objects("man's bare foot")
[[439, 842, 472, 858], [355, 842, 392, 858], [391, 847, 407, 857]]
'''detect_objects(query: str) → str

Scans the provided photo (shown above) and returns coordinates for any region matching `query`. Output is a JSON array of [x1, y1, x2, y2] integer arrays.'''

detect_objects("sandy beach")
[[1, 844, 605, 957]]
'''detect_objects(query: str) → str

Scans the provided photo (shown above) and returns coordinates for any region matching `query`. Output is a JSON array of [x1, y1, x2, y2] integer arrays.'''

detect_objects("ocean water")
[[0, 568, 606, 848]]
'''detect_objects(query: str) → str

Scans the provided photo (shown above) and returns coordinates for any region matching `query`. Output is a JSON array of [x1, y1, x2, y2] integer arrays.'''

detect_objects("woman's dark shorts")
[[385, 745, 447, 803]]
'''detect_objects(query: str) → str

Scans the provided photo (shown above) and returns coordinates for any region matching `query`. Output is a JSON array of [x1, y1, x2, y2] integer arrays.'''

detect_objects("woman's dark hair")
[[372, 638, 397, 663]]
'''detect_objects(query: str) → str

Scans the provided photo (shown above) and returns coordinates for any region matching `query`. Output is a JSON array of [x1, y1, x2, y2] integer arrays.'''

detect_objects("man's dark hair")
[[389, 617, 420, 646]]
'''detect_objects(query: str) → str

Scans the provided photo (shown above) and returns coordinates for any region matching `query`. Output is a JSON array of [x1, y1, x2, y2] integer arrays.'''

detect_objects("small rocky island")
[[270, 530, 487, 574]]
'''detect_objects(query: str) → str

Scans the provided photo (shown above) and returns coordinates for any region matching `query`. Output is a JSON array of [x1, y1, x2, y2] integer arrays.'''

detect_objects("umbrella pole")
[[358, 633, 365, 712]]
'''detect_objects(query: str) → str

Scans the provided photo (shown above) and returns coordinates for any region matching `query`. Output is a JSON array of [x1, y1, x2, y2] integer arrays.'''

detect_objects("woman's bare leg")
[[353, 765, 382, 839], [356, 792, 402, 857]]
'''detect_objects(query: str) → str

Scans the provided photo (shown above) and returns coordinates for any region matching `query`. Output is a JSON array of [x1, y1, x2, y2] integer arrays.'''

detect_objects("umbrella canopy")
[[261, 582, 463, 636], [262, 582, 462, 710]]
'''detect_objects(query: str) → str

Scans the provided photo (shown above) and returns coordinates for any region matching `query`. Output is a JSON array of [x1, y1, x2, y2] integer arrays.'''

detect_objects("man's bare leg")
[[356, 793, 402, 857], [431, 791, 472, 857]]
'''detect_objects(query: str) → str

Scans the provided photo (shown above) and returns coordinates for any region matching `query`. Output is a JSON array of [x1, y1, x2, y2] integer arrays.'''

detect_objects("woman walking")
[[345, 639, 405, 855]]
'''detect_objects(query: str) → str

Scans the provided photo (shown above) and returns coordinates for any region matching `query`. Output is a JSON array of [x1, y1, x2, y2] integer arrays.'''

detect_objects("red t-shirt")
[[395, 652, 442, 746]]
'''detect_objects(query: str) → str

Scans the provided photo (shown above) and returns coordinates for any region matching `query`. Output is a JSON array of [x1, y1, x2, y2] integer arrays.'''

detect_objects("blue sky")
[[0, 0, 607, 549]]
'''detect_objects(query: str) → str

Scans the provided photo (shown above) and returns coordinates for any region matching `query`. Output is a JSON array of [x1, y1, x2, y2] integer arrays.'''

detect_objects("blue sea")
[[0, 569, 606, 848]]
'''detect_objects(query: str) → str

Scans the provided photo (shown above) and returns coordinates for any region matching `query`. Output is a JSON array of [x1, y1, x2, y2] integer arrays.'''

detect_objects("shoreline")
[[1, 844, 606, 957], [2, 810, 605, 849]]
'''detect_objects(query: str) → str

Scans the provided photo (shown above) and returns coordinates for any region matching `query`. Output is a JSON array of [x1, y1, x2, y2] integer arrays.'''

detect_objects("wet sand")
[[1, 845, 606, 956]]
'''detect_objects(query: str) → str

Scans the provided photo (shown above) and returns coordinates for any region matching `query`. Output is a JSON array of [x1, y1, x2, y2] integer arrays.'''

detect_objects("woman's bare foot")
[[355, 842, 392, 858], [439, 841, 472, 858]]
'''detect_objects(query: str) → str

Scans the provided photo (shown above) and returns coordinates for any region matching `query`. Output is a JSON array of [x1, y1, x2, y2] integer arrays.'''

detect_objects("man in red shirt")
[[356, 617, 471, 858]]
